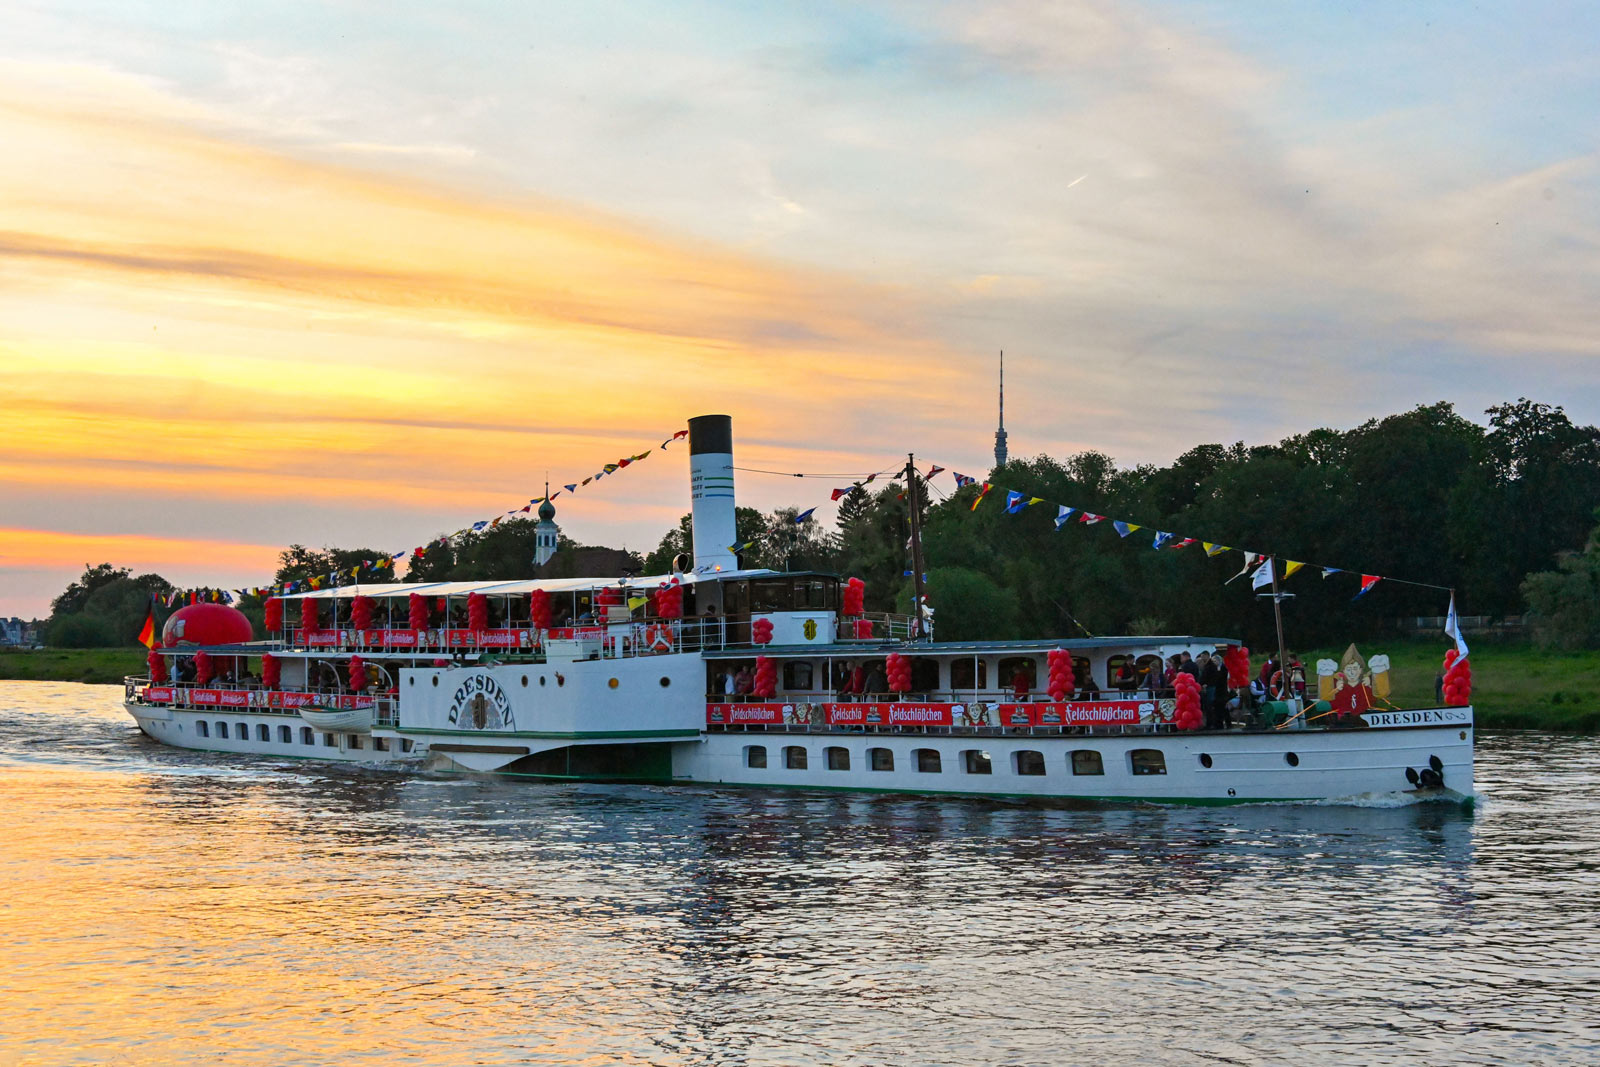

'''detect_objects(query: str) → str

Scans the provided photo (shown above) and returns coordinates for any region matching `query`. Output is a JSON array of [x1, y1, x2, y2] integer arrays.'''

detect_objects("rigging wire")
[[733, 465, 899, 479]]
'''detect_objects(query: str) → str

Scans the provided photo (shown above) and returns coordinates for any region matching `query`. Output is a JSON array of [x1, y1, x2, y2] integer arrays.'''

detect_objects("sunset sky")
[[4, 1, 1598, 617]]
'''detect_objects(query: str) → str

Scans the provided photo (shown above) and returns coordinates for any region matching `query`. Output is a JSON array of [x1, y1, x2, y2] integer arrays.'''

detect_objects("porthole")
[[659, 677, 671, 688], [521, 675, 529, 687], [431, 676, 438, 687], [408, 677, 414, 686], [540, 676, 547, 686], [1199, 753, 1213, 768], [1285, 751, 1300, 767], [608, 678, 619, 689], [1459, 731, 1466, 740]]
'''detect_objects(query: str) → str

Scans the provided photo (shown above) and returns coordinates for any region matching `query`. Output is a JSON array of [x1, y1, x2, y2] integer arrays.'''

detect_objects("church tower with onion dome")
[[534, 482, 559, 566]]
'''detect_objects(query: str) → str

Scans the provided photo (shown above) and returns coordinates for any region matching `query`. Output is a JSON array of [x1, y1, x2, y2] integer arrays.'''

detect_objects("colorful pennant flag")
[[1005, 491, 1028, 513], [971, 483, 993, 511], [1354, 574, 1382, 599], [1322, 567, 1341, 579], [1112, 521, 1141, 538], [831, 487, 852, 501], [1283, 561, 1305, 578], [926, 465, 945, 479], [1203, 542, 1229, 557], [1054, 505, 1076, 529], [1079, 513, 1105, 525], [953, 473, 976, 488], [794, 508, 816, 523], [1251, 558, 1274, 590], [1151, 531, 1174, 550], [564, 484, 577, 493]]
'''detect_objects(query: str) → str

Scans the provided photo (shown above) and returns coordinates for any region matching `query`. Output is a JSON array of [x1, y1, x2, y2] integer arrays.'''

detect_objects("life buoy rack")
[[646, 624, 674, 652], [1267, 670, 1286, 699]]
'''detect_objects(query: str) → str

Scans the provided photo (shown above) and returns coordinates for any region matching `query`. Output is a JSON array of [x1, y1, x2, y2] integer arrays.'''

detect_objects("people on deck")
[[1113, 658, 1138, 695], [733, 664, 754, 696]]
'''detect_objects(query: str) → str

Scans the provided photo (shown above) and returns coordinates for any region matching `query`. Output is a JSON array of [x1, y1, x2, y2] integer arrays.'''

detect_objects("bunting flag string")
[[916, 463, 1453, 600], [163, 428, 691, 602]]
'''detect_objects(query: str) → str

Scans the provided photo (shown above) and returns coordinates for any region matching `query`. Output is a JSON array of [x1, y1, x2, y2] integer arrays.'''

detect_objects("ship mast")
[[905, 453, 927, 641]]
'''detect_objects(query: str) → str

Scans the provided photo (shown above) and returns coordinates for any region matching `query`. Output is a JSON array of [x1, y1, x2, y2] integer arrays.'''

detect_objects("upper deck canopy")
[[274, 569, 791, 600]]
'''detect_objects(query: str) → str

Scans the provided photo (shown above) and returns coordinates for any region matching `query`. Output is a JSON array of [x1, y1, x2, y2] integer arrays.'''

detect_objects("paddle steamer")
[[125, 415, 1474, 804]]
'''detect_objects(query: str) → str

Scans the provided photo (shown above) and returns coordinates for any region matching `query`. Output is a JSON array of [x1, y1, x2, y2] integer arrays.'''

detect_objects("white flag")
[[1251, 558, 1274, 590], [1444, 594, 1470, 660]]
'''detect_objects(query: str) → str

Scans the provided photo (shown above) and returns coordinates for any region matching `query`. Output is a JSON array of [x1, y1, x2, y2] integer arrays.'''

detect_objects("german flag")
[[137, 597, 158, 649]]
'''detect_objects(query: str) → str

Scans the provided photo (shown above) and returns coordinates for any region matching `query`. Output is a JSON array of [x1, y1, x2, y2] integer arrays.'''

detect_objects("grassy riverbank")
[[0, 647, 146, 685], [3, 641, 1597, 731]]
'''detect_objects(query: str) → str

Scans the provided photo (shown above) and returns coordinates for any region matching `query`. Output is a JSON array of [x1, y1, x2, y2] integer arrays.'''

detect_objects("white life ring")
[[647, 624, 673, 652]]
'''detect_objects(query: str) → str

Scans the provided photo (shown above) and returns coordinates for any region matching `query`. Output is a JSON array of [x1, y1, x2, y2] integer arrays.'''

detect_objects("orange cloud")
[[0, 63, 967, 579], [0, 527, 282, 573]]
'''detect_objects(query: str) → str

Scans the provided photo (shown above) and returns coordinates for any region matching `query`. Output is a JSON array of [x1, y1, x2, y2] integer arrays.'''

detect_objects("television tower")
[[993, 350, 1008, 469]]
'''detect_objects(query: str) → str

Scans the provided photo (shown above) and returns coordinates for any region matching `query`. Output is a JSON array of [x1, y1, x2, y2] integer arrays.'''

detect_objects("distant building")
[[0, 618, 39, 647]]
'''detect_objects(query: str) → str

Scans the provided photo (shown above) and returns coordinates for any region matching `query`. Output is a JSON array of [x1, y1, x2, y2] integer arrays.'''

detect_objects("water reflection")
[[0, 682, 1596, 1065]]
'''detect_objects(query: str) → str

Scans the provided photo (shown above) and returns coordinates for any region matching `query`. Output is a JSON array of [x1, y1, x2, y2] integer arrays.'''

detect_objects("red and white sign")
[[142, 686, 174, 703], [824, 702, 957, 726], [997, 700, 1147, 727], [705, 702, 786, 725], [288, 630, 341, 647], [268, 691, 319, 709], [475, 629, 533, 648]]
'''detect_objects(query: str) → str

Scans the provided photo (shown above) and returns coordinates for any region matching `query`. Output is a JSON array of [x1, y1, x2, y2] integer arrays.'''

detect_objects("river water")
[[0, 681, 1596, 1066]]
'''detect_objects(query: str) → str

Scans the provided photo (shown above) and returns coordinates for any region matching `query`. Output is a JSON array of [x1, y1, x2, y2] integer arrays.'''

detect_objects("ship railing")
[[835, 613, 915, 641], [123, 677, 396, 714]]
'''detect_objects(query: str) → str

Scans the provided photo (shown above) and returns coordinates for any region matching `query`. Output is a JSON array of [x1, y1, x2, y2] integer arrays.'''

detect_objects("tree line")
[[40, 398, 1600, 650]]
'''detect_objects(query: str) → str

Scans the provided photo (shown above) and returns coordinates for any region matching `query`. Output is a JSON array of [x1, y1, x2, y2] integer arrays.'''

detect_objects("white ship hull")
[[127, 653, 1474, 803], [126, 703, 423, 764], [673, 723, 1474, 804]]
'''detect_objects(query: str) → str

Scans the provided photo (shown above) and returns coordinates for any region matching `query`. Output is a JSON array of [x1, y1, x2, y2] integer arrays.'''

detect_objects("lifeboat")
[[299, 704, 373, 733]]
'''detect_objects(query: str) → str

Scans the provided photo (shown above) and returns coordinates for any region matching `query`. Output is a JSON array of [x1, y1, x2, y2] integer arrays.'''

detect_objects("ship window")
[[237, 722, 249, 740], [962, 750, 993, 775], [1284, 752, 1299, 767], [196, 720, 209, 738], [348, 734, 363, 750], [216, 722, 228, 739], [1130, 749, 1167, 776], [1071, 750, 1104, 776], [745, 745, 767, 769], [914, 748, 942, 773], [659, 677, 671, 688], [869, 747, 894, 772], [278, 725, 291, 743], [949, 658, 987, 690], [1015, 750, 1046, 776], [751, 579, 793, 613], [825, 746, 850, 771], [782, 661, 814, 690], [1198, 753, 1213, 768], [374, 737, 389, 752], [300, 727, 314, 745], [256, 724, 270, 742], [784, 746, 808, 770], [401, 739, 415, 753], [323, 732, 337, 747]]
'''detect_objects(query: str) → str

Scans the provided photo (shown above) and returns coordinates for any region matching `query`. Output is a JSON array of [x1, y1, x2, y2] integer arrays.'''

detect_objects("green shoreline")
[[3, 642, 1597, 732]]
